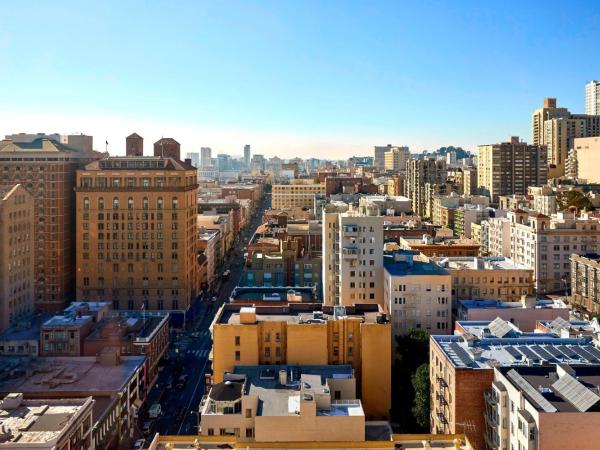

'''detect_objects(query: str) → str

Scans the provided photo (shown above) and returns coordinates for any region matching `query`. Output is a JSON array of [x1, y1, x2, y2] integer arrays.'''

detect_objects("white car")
[[133, 439, 146, 450]]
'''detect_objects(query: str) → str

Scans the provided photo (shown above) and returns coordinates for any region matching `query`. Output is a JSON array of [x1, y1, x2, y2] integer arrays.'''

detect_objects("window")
[[112, 197, 119, 210], [207, 428, 214, 436], [98, 197, 104, 210], [245, 428, 253, 438], [235, 336, 240, 346], [143, 197, 149, 209], [157, 197, 163, 209], [128, 197, 134, 209], [235, 350, 240, 361], [245, 409, 252, 418], [172, 197, 179, 209], [83, 197, 89, 210]]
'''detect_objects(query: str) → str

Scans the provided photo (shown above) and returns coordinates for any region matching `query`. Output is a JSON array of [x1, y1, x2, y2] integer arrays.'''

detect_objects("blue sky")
[[1, 0, 599, 158]]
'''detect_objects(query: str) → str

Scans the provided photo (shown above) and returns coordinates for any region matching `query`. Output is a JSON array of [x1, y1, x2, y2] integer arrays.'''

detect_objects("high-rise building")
[[405, 158, 447, 218], [271, 181, 325, 209], [153, 137, 181, 160], [201, 147, 212, 167], [186, 152, 200, 168], [0, 184, 34, 333], [585, 80, 600, 115], [531, 98, 570, 147], [477, 137, 547, 203], [383, 146, 410, 171], [74, 156, 200, 321], [125, 133, 144, 156], [216, 153, 232, 172], [322, 203, 384, 307], [0, 137, 101, 312], [244, 144, 251, 168], [373, 144, 391, 169]]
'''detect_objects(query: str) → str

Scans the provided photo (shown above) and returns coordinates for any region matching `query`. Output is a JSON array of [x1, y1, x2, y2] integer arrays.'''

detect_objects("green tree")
[[411, 363, 430, 428], [557, 190, 593, 211]]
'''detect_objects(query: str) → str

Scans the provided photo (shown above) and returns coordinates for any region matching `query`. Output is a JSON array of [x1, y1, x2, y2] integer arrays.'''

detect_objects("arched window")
[[128, 197, 134, 210], [143, 197, 149, 210], [98, 197, 104, 210], [83, 197, 89, 210], [172, 197, 178, 209], [157, 197, 163, 210], [113, 197, 120, 210]]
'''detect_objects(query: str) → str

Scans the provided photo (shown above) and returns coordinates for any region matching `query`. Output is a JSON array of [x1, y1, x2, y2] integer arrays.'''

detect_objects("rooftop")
[[216, 303, 385, 326], [458, 298, 567, 311], [42, 315, 93, 328], [0, 394, 93, 445], [229, 287, 316, 304], [433, 320, 600, 369], [432, 256, 531, 271], [0, 356, 145, 395], [225, 365, 358, 417], [498, 365, 600, 413], [383, 250, 450, 277]]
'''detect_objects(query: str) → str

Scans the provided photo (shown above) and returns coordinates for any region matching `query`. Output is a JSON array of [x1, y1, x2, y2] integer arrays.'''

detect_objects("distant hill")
[[434, 146, 470, 159]]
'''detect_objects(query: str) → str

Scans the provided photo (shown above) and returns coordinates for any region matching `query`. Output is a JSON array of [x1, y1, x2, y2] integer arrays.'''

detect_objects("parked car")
[[176, 374, 189, 389], [142, 420, 154, 434], [133, 439, 146, 450], [148, 403, 162, 419], [211, 296, 217, 303]]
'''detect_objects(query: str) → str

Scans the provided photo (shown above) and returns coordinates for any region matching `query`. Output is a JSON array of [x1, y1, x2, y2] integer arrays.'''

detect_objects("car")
[[164, 376, 173, 389], [211, 296, 217, 303], [133, 439, 146, 450], [176, 374, 189, 389], [141, 420, 154, 434]]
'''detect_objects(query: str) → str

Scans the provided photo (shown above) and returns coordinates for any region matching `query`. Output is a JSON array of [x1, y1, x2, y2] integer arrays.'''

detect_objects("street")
[[134, 193, 270, 441]]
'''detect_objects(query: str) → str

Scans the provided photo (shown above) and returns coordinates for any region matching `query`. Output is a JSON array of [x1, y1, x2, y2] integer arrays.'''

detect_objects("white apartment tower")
[[244, 144, 251, 168], [323, 203, 384, 307], [201, 147, 212, 167], [585, 80, 600, 115]]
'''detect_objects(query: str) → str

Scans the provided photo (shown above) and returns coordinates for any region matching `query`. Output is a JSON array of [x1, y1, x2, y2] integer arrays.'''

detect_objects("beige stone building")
[[384, 250, 451, 337], [568, 136, 600, 182], [431, 256, 534, 303], [322, 203, 384, 307], [272, 181, 325, 210], [0, 184, 34, 334], [571, 253, 600, 318], [0, 393, 94, 450], [74, 156, 200, 316], [210, 303, 391, 419], [200, 365, 365, 442], [477, 137, 547, 203], [405, 159, 447, 218], [384, 146, 410, 171], [0, 137, 101, 312]]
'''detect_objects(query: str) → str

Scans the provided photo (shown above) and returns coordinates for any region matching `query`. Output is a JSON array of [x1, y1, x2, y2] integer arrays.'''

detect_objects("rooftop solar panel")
[[531, 345, 555, 362], [572, 347, 598, 363], [449, 342, 474, 367], [585, 346, 600, 360], [489, 317, 513, 338], [545, 346, 565, 359], [507, 369, 557, 413], [505, 346, 523, 359], [552, 372, 600, 412], [558, 346, 577, 358], [517, 346, 540, 361]]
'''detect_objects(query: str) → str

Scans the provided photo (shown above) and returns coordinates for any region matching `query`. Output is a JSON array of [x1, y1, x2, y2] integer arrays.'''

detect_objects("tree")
[[557, 190, 593, 211], [411, 363, 430, 428]]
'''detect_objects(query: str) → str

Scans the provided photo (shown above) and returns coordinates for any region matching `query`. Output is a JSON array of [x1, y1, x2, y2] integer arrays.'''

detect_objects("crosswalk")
[[191, 349, 210, 358]]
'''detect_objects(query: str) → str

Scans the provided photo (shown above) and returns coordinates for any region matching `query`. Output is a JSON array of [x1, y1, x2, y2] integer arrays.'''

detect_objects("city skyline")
[[1, 1, 599, 158]]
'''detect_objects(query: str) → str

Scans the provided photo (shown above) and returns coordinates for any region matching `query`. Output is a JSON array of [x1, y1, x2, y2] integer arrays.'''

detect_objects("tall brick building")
[[74, 156, 200, 320], [0, 137, 102, 312], [126, 133, 144, 156]]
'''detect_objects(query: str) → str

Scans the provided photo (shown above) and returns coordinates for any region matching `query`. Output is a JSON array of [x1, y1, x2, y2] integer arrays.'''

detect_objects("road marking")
[[176, 356, 210, 435]]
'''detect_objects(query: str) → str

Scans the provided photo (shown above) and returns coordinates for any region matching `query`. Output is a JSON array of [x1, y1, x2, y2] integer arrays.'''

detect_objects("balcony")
[[342, 247, 358, 259], [436, 376, 447, 389]]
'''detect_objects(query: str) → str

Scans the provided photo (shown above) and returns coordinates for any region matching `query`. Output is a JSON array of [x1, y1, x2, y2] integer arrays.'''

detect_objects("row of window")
[[83, 197, 179, 210]]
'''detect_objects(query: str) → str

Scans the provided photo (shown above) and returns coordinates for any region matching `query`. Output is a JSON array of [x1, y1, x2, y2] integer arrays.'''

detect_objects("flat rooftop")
[[43, 315, 93, 328], [230, 365, 358, 417], [458, 298, 567, 310], [433, 322, 600, 369], [432, 256, 530, 271], [0, 315, 49, 342], [0, 356, 145, 395], [0, 395, 93, 444], [384, 251, 449, 277], [63, 302, 111, 314], [229, 287, 316, 303], [217, 303, 384, 325]]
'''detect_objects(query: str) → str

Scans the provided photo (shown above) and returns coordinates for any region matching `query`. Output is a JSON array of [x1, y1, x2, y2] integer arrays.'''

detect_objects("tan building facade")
[[272, 181, 326, 210], [210, 304, 391, 419], [0, 138, 102, 312], [0, 184, 35, 333], [569, 136, 600, 182], [384, 146, 410, 171], [74, 157, 200, 315]]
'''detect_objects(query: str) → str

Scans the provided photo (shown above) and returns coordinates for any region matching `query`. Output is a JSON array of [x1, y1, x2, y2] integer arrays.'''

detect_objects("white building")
[[322, 203, 383, 307], [585, 80, 600, 115], [383, 250, 451, 337], [486, 216, 511, 257]]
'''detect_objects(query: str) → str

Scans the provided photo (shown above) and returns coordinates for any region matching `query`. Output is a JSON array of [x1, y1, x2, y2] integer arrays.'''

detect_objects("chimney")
[[185, 158, 192, 166]]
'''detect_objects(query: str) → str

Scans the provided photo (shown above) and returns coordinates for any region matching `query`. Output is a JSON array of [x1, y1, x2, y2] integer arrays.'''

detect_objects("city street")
[[134, 193, 270, 441]]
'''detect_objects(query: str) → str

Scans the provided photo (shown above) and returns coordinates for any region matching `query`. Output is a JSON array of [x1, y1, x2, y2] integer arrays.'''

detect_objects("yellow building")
[[210, 303, 391, 419], [272, 181, 326, 209]]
